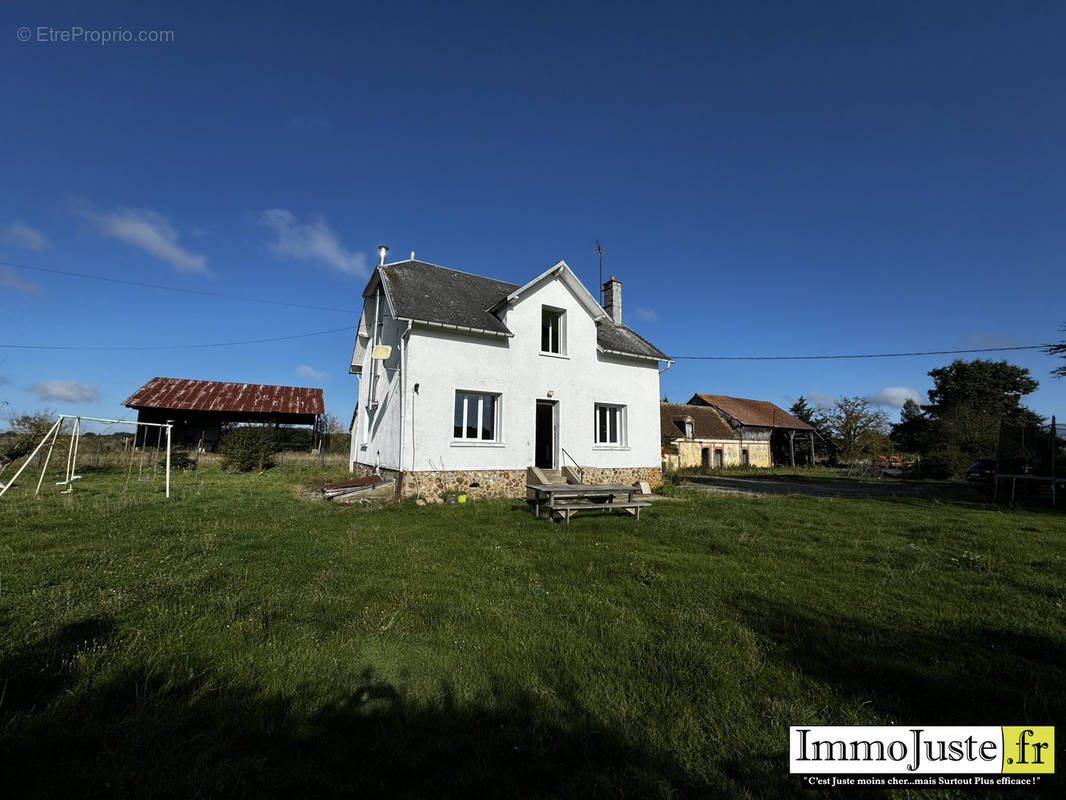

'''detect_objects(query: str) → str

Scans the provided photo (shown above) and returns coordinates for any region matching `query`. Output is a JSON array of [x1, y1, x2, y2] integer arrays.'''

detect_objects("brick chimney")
[[602, 275, 622, 324]]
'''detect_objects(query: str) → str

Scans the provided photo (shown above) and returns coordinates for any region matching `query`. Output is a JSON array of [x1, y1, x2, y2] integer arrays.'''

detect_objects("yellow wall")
[[674, 439, 771, 468]]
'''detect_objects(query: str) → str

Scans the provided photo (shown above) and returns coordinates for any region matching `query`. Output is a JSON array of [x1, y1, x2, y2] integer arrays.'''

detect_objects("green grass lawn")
[[1, 465, 1063, 797]]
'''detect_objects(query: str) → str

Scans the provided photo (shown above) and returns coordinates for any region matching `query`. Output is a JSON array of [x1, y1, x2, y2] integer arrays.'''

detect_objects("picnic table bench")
[[526, 482, 650, 524]]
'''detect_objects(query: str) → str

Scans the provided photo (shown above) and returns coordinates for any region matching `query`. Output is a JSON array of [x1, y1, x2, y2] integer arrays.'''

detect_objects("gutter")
[[402, 317, 513, 338], [597, 345, 673, 364]]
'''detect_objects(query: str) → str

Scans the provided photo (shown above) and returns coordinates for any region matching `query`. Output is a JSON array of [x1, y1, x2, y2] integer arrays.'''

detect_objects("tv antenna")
[[594, 240, 604, 304]]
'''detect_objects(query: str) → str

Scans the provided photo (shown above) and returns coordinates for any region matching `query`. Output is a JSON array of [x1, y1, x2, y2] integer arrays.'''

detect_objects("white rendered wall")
[[351, 305, 406, 470], [400, 275, 662, 472]]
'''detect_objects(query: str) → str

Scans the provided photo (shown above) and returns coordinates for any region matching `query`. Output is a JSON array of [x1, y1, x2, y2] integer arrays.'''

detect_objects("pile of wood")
[[321, 474, 394, 502]]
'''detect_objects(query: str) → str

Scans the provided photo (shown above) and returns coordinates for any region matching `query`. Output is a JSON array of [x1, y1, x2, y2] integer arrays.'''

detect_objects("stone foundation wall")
[[398, 469, 527, 500], [577, 466, 662, 488], [353, 463, 662, 501]]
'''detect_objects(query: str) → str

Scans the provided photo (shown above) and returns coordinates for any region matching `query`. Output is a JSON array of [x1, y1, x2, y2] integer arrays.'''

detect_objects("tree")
[[923, 359, 1041, 460], [924, 359, 1040, 426], [319, 413, 343, 435], [1047, 325, 1066, 378], [1, 409, 56, 465], [824, 396, 889, 462], [890, 398, 932, 455], [788, 395, 837, 464], [788, 396, 813, 424]]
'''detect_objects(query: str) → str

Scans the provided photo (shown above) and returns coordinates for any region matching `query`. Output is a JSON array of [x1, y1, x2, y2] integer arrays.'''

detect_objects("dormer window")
[[540, 306, 566, 355]]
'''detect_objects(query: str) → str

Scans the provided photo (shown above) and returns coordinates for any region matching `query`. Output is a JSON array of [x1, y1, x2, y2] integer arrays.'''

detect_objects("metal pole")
[[1051, 415, 1056, 507], [65, 417, 82, 493], [165, 424, 172, 498], [34, 419, 63, 497], [62, 417, 78, 486], [0, 418, 63, 499]]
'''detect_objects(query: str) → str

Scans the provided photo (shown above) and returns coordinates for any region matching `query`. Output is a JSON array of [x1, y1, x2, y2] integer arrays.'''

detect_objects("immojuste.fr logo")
[[789, 726, 1054, 776]]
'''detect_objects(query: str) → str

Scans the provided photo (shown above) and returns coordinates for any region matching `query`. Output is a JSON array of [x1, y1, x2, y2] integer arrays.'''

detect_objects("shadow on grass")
[[1, 620, 724, 798], [737, 594, 1066, 726]]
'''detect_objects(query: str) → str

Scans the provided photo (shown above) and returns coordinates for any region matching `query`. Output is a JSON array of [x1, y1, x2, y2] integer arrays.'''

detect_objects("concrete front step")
[[526, 466, 568, 493]]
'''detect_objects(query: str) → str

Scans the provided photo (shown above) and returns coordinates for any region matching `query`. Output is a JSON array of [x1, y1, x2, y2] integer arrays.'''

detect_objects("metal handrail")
[[559, 447, 586, 483]]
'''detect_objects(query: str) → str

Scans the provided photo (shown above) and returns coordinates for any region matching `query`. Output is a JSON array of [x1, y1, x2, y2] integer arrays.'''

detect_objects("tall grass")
[[1, 466, 1063, 797]]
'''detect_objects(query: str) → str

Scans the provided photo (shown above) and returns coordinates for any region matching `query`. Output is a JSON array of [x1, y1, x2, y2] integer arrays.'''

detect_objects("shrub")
[[219, 426, 277, 472], [159, 451, 195, 471], [1, 410, 56, 465], [921, 446, 970, 480]]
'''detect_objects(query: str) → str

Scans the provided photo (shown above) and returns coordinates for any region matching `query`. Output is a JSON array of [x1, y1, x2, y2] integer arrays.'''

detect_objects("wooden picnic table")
[[526, 483, 649, 524]]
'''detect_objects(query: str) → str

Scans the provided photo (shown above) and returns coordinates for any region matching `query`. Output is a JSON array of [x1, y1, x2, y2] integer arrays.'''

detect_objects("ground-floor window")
[[594, 403, 626, 446], [714, 448, 723, 468], [453, 391, 499, 441], [741, 448, 749, 466]]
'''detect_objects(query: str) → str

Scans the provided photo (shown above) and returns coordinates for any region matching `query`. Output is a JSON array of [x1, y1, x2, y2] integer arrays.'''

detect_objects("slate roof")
[[124, 377, 324, 416], [379, 261, 518, 335], [660, 403, 738, 441], [688, 394, 813, 430], [597, 319, 670, 361], [375, 259, 669, 360]]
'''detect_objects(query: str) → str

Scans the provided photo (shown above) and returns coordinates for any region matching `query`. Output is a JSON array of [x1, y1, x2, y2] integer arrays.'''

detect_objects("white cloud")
[[1, 220, 50, 251], [260, 209, 367, 276], [78, 204, 207, 273], [807, 391, 836, 409], [297, 365, 329, 380], [29, 380, 100, 403], [0, 266, 43, 295], [634, 307, 657, 322], [869, 386, 922, 409]]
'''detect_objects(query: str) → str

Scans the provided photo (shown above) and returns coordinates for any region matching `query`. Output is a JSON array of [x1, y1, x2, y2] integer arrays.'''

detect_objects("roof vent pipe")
[[378, 245, 388, 266]]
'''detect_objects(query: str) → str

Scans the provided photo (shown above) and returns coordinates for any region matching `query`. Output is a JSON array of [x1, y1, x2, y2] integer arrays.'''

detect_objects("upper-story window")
[[541, 306, 566, 355]]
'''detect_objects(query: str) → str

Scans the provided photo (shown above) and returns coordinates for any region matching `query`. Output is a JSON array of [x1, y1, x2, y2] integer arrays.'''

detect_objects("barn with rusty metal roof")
[[124, 377, 324, 449]]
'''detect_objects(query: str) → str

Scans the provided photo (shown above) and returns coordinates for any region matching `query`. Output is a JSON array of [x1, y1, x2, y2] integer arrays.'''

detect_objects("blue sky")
[[2, 0, 1064, 427]]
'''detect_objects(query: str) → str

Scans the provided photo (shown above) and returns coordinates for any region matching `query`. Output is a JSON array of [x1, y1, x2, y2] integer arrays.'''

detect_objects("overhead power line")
[[0, 326, 356, 351], [671, 345, 1045, 361], [0, 260, 361, 314], [0, 334, 1045, 358]]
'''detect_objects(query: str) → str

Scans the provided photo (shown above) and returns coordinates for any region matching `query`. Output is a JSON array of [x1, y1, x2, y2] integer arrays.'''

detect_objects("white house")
[[348, 251, 671, 499]]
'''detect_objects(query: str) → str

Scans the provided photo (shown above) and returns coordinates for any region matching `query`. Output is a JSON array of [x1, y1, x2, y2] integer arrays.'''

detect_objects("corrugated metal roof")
[[124, 377, 324, 415], [688, 393, 814, 430]]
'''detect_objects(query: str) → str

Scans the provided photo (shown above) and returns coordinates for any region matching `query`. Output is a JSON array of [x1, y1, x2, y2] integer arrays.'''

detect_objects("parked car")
[[965, 460, 997, 493]]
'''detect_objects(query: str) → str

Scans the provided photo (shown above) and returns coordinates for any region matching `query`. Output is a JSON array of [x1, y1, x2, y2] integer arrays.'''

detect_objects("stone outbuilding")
[[687, 393, 815, 467], [660, 402, 746, 469]]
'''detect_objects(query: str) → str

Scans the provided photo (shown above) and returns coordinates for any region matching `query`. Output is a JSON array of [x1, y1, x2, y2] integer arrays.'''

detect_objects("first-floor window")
[[594, 403, 626, 445], [454, 391, 499, 441]]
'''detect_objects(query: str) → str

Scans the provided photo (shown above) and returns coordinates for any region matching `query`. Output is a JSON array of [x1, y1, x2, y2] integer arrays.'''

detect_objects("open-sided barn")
[[123, 377, 324, 450]]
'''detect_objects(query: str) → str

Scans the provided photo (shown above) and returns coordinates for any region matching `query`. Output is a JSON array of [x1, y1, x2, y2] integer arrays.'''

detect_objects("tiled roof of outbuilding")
[[688, 394, 814, 430], [660, 402, 738, 441]]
